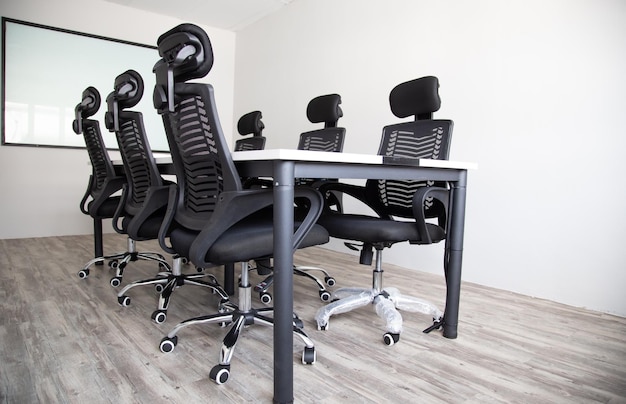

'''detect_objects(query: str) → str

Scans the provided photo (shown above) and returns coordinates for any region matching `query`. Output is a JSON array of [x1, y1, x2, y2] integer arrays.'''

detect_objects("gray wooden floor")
[[1, 234, 625, 403]]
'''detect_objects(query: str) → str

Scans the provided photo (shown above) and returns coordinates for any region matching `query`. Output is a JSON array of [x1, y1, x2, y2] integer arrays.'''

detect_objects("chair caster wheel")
[[324, 276, 336, 287], [155, 284, 164, 294], [317, 323, 328, 331], [260, 292, 272, 305], [159, 336, 178, 353], [118, 296, 131, 307], [209, 364, 230, 384], [78, 269, 89, 279], [302, 346, 316, 365], [319, 290, 331, 302], [383, 332, 400, 346], [108, 260, 118, 269], [152, 310, 167, 324], [110, 277, 122, 287]]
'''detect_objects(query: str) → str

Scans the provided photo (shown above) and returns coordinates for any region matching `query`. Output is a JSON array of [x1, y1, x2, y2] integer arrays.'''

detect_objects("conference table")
[[112, 149, 475, 404]]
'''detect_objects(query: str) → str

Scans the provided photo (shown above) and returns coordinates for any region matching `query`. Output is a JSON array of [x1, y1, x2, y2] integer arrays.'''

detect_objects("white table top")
[[227, 149, 477, 170]]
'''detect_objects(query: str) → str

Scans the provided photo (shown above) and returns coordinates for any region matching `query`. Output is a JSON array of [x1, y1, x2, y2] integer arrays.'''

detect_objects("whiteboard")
[[1, 18, 168, 152]]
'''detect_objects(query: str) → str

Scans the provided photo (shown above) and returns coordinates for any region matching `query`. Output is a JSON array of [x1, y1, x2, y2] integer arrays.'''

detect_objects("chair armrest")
[[126, 185, 171, 239], [88, 176, 125, 217], [411, 186, 449, 244], [79, 175, 94, 215], [188, 187, 324, 268], [293, 186, 324, 248], [158, 184, 178, 254], [318, 182, 391, 219], [111, 184, 128, 235]]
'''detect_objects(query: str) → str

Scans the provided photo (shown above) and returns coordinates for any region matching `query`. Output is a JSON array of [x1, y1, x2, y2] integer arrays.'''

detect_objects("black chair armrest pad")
[[412, 186, 449, 244]]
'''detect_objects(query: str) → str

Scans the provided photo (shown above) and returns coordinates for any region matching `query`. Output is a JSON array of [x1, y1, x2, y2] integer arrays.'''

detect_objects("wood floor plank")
[[1, 234, 625, 403]]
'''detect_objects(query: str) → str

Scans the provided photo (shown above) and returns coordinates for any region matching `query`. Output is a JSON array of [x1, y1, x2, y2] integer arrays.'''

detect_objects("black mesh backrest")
[[298, 130, 344, 152], [235, 110, 266, 151], [298, 94, 345, 152], [105, 70, 162, 217], [365, 76, 453, 219], [235, 136, 266, 151], [154, 24, 241, 231], [72, 86, 117, 197]]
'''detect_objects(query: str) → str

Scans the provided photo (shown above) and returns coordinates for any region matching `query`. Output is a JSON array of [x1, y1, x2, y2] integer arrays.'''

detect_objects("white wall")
[[0, 0, 236, 238], [234, 0, 626, 316]]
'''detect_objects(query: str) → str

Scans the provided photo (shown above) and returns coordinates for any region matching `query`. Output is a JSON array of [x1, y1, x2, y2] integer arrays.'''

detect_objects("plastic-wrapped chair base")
[[315, 286, 443, 335]]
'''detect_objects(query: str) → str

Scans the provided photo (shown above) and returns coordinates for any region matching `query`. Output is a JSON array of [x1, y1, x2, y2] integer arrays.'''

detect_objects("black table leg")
[[443, 170, 467, 339], [273, 161, 295, 404], [94, 218, 104, 266]]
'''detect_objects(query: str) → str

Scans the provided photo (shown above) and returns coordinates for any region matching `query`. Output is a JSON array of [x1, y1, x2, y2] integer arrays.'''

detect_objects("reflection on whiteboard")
[[1, 18, 168, 152]]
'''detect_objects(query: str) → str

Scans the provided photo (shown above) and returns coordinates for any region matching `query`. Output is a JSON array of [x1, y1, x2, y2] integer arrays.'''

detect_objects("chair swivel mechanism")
[[151, 23, 329, 384], [103, 69, 227, 323], [315, 76, 453, 346], [251, 94, 346, 304]]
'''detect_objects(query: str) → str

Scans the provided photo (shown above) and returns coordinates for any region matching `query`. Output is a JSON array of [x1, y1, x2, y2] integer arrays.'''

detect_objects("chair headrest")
[[112, 70, 144, 109], [389, 76, 441, 120], [306, 94, 343, 128], [153, 23, 213, 113], [72, 86, 101, 134], [237, 111, 264, 137], [104, 70, 145, 131]]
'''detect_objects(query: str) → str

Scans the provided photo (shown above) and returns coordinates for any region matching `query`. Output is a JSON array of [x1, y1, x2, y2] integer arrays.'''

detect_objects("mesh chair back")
[[365, 76, 453, 219], [73, 87, 118, 198], [153, 24, 242, 232], [175, 91, 238, 216], [105, 70, 163, 217], [367, 120, 453, 218], [117, 111, 162, 207], [83, 120, 117, 193], [235, 136, 266, 151], [298, 130, 344, 152]]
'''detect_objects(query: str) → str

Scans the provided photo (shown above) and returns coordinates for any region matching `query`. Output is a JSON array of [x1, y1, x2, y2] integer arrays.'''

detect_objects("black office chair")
[[298, 93, 345, 152], [296, 93, 345, 213], [74, 87, 129, 279], [151, 23, 328, 383], [315, 76, 451, 346], [105, 69, 227, 323], [252, 94, 345, 304], [234, 110, 266, 151]]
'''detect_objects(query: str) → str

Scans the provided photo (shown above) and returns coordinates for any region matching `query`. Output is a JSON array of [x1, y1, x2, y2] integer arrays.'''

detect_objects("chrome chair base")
[[78, 237, 170, 287], [315, 250, 443, 345], [159, 261, 316, 384], [117, 256, 228, 324]]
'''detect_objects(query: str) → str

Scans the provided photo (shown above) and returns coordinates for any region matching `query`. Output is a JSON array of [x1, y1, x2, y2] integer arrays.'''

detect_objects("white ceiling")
[[104, 0, 295, 31]]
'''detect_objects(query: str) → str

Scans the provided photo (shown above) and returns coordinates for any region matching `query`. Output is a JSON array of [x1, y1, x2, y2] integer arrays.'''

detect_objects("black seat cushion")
[[121, 207, 167, 241], [318, 212, 445, 245], [134, 214, 167, 240], [89, 196, 121, 219], [170, 221, 329, 264]]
